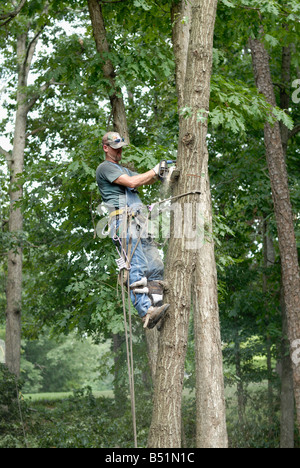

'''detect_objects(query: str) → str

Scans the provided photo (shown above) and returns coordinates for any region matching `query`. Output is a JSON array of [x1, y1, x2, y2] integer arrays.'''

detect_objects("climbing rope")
[[120, 208, 138, 448]]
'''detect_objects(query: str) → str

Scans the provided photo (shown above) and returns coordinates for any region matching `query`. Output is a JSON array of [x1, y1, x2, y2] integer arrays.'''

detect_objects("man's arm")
[[114, 166, 159, 189]]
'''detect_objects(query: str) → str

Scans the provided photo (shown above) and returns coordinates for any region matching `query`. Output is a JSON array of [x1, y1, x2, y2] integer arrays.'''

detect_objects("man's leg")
[[111, 215, 151, 319], [114, 217, 169, 327], [141, 237, 164, 282], [127, 233, 152, 318]]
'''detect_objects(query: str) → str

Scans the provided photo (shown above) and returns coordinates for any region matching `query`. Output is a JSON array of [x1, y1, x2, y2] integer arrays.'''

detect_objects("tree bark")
[[279, 44, 291, 156], [193, 155, 228, 448], [249, 36, 300, 431], [148, 0, 227, 448], [87, 0, 129, 142], [4, 15, 46, 376], [278, 43, 295, 448], [262, 218, 275, 433], [5, 33, 28, 376], [171, 0, 192, 110], [280, 282, 295, 448], [145, 327, 159, 383], [192, 155, 228, 448]]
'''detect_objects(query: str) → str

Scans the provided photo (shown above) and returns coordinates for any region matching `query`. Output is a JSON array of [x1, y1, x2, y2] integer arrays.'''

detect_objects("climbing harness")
[[113, 234, 131, 272]]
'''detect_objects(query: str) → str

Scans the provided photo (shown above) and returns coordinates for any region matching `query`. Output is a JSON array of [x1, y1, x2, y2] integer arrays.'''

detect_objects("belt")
[[109, 208, 142, 219], [109, 209, 126, 219]]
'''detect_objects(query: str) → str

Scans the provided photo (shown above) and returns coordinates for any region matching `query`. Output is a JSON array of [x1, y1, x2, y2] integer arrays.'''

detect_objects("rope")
[[120, 208, 138, 448]]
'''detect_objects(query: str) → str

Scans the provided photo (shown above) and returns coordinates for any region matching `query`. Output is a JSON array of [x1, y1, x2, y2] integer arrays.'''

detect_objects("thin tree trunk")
[[5, 33, 28, 376], [112, 333, 127, 412], [278, 44, 295, 447], [4, 10, 47, 375], [171, 0, 192, 110], [262, 218, 275, 433], [148, 0, 227, 448], [234, 330, 245, 426], [280, 283, 295, 448], [249, 35, 300, 431], [87, 0, 129, 142], [193, 159, 228, 448], [279, 44, 291, 156]]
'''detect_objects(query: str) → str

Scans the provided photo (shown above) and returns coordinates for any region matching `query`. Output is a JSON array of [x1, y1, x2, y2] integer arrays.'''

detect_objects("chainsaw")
[[158, 160, 177, 182]]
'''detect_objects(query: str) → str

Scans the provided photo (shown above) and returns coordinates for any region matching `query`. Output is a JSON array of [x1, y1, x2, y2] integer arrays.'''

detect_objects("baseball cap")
[[102, 132, 128, 149]]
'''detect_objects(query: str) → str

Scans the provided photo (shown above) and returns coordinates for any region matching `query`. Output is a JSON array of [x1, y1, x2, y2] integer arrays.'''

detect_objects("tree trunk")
[[192, 160, 228, 448], [5, 33, 28, 377], [234, 331, 245, 426], [87, 0, 129, 142], [4, 11, 46, 375], [148, 0, 227, 448], [171, 0, 192, 110], [279, 44, 291, 156], [280, 283, 295, 448], [249, 35, 300, 431], [278, 45, 295, 447], [262, 218, 275, 433], [112, 333, 127, 412], [145, 327, 159, 383]]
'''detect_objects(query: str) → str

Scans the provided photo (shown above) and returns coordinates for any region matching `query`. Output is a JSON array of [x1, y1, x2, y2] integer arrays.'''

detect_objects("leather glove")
[[152, 163, 160, 175]]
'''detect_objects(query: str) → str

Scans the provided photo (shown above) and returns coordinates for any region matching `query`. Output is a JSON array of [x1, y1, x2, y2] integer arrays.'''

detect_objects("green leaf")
[[221, 0, 235, 7], [264, 34, 279, 47], [133, 0, 152, 11]]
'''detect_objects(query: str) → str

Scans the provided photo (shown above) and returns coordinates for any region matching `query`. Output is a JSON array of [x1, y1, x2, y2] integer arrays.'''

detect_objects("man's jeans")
[[110, 215, 164, 318]]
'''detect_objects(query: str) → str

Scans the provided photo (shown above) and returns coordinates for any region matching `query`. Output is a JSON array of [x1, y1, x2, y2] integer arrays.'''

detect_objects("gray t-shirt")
[[96, 160, 138, 210]]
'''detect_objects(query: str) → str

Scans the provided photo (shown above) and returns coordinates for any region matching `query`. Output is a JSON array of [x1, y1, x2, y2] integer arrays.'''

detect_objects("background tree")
[[249, 32, 300, 432], [0, 0, 53, 376]]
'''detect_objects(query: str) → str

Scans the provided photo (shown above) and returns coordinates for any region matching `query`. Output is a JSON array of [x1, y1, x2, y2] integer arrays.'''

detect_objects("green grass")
[[23, 390, 114, 401]]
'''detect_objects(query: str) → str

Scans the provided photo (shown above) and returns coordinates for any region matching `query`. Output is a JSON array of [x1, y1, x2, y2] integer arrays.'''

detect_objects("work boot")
[[143, 304, 170, 329]]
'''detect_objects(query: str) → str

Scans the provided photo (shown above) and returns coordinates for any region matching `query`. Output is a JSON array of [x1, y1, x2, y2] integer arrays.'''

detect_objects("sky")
[[0, 19, 87, 156]]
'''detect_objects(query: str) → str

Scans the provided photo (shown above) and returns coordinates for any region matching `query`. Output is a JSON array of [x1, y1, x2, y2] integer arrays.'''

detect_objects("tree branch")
[[0, 145, 11, 160], [99, 0, 127, 4], [0, 145, 12, 169], [22, 2, 49, 76], [1, 219, 9, 228], [25, 78, 54, 113], [23, 26, 46, 77], [25, 126, 47, 138], [0, 0, 27, 27], [289, 123, 300, 138]]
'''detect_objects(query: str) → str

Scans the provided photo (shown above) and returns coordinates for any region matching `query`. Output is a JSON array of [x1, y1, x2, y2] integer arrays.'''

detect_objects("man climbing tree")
[[96, 132, 170, 329]]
